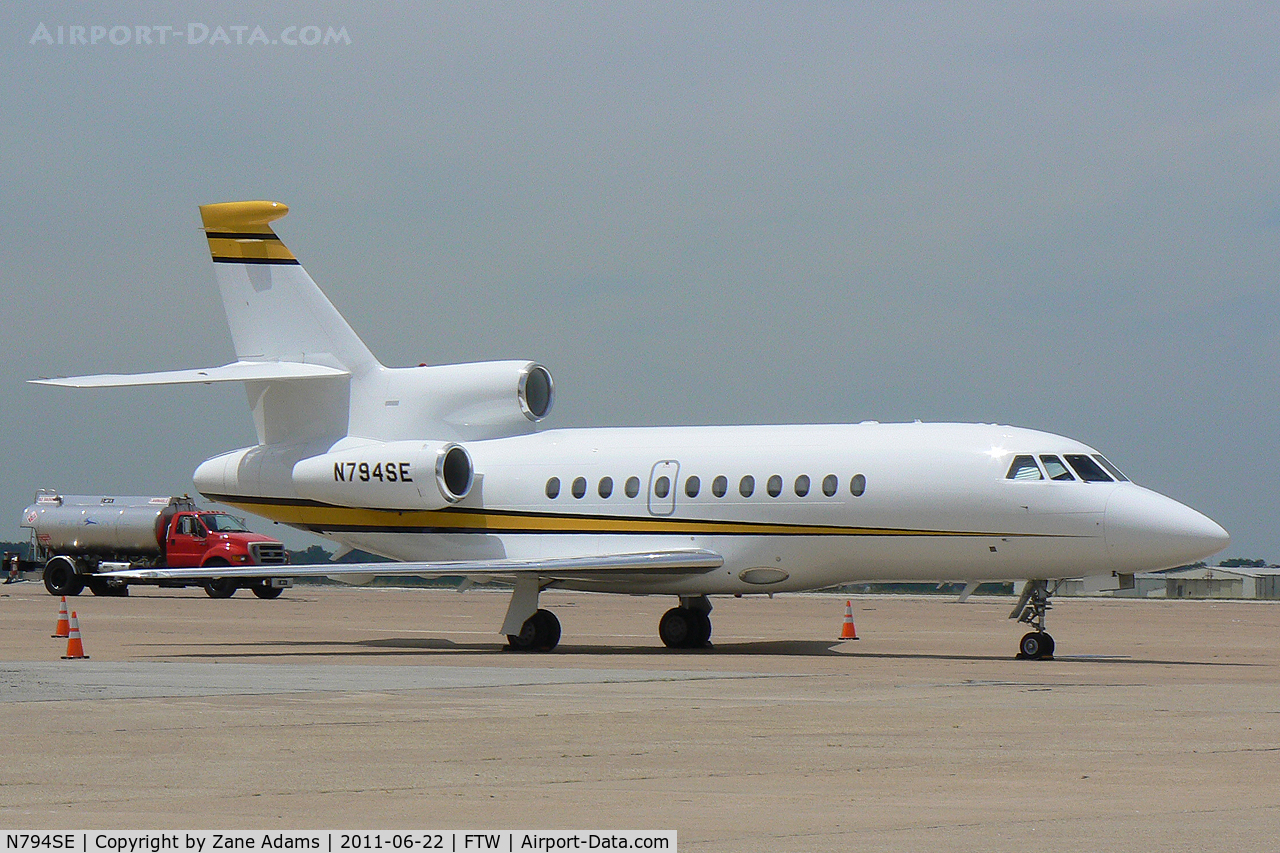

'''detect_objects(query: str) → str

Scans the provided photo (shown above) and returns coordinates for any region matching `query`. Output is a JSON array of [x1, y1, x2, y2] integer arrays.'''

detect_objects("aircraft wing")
[[30, 360, 349, 388], [98, 549, 725, 582]]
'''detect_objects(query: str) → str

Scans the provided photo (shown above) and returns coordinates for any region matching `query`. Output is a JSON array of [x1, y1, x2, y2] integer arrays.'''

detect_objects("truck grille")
[[250, 542, 289, 565]]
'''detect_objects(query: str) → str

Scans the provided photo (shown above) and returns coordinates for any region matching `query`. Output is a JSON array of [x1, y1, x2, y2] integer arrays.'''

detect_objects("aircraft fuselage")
[[204, 421, 1226, 595]]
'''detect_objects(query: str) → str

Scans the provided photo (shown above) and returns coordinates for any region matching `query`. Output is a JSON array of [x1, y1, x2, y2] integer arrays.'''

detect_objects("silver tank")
[[21, 494, 196, 557]]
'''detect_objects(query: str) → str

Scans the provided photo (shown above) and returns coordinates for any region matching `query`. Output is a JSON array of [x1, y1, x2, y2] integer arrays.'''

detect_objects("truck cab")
[[161, 510, 289, 598], [164, 511, 285, 568]]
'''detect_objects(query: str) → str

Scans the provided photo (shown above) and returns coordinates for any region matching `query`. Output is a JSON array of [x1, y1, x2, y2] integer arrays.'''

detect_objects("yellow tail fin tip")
[[200, 200, 289, 233]]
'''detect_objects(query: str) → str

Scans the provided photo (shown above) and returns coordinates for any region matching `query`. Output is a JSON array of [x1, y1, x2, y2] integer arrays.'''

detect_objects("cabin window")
[[685, 476, 701, 497], [625, 476, 641, 498], [1065, 454, 1114, 482], [822, 474, 838, 496], [767, 475, 783, 497], [545, 477, 560, 499], [739, 475, 755, 497], [654, 476, 671, 499], [1006, 456, 1043, 481], [598, 476, 614, 498], [850, 473, 867, 496], [1093, 454, 1129, 482], [712, 475, 728, 497], [1039, 455, 1075, 481], [794, 474, 810, 497], [572, 477, 587, 498]]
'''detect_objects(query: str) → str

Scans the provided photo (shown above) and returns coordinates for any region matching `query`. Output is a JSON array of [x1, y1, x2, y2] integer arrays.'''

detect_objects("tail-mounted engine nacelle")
[[291, 440, 474, 510], [418, 360, 554, 432], [359, 360, 555, 442]]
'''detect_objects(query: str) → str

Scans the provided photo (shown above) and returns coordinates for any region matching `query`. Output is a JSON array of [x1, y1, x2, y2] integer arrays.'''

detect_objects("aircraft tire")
[[659, 608, 689, 648], [506, 621, 536, 651], [659, 607, 692, 649], [506, 609, 560, 652], [252, 583, 284, 600], [660, 607, 713, 649], [532, 609, 560, 651], [690, 609, 712, 648], [1018, 631, 1054, 660]]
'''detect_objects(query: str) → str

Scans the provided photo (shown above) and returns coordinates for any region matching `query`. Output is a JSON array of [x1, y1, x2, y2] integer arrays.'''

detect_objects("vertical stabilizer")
[[199, 201, 379, 444], [199, 201, 379, 376]]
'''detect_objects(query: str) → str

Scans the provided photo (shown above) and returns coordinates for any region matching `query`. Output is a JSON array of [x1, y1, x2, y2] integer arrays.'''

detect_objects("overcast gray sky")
[[3, 3, 1276, 560]]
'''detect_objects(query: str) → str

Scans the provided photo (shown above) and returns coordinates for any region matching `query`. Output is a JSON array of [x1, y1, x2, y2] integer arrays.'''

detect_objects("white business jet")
[[35, 201, 1229, 658]]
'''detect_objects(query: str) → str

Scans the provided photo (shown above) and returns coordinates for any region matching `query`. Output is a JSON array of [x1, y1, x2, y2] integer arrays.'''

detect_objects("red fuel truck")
[[20, 492, 291, 599]]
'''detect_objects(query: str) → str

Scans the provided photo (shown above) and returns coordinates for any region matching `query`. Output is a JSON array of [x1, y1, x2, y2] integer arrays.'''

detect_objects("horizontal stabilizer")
[[31, 360, 349, 388], [99, 549, 725, 582]]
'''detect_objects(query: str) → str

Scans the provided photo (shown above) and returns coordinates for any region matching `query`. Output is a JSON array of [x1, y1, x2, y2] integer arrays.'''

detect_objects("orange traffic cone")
[[52, 596, 70, 638], [839, 600, 859, 640], [61, 611, 89, 660]]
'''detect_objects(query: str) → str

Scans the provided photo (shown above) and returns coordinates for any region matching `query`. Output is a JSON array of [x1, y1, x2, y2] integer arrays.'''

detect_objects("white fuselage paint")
[[42, 201, 1228, 612], [218, 421, 1226, 595]]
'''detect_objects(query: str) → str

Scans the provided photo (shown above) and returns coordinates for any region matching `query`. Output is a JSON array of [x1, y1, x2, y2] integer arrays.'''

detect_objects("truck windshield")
[[200, 513, 250, 533]]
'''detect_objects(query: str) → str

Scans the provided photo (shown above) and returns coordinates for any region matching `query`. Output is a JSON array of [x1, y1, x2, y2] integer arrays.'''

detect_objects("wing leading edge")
[[31, 360, 349, 388], [99, 548, 725, 582]]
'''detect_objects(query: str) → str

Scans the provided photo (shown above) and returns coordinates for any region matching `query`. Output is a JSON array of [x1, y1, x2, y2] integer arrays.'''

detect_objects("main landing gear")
[[1011, 579, 1060, 660], [506, 609, 561, 652], [500, 579, 717, 652], [659, 595, 713, 649], [503, 576, 563, 652]]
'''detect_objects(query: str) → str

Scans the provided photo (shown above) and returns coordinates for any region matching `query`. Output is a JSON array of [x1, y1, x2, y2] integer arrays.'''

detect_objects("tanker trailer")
[[21, 491, 290, 598]]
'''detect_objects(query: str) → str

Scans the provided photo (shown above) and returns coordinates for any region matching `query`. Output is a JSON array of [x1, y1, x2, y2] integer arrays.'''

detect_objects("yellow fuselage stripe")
[[214, 496, 1039, 538]]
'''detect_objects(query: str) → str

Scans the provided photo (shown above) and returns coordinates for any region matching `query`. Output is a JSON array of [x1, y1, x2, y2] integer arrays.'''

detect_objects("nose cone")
[[1105, 487, 1230, 572]]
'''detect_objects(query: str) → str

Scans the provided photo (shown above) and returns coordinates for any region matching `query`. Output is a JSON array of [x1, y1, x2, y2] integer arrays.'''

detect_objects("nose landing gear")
[[1011, 579, 1060, 660]]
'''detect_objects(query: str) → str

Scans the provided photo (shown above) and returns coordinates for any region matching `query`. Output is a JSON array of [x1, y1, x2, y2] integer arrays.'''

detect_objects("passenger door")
[[648, 460, 679, 516]]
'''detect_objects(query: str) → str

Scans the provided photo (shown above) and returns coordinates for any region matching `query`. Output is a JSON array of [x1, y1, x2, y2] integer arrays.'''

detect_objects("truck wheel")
[[203, 578, 237, 599], [201, 558, 237, 598], [88, 578, 129, 597], [44, 557, 85, 597], [252, 583, 284, 599]]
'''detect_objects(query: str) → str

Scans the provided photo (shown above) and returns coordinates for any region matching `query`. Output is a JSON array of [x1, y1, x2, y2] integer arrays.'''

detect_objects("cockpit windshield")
[[199, 513, 250, 533], [1063, 454, 1113, 483], [1006, 455, 1043, 480], [1039, 455, 1075, 481], [1006, 452, 1131, 484], [1092, 454, 1129, 482]]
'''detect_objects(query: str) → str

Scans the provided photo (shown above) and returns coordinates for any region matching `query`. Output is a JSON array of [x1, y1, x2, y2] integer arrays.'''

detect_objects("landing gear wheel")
[[251, 583, 284, 600], [659, 607, 712, 649], [203, 578, 237, 599], [506, 608, 561, 651], [43, 558, 85, 597], [659, 608, 691, 648], [1017, 631, 1055, 660], [532, 609, 560, 651], [690, 609, 712, 647]]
